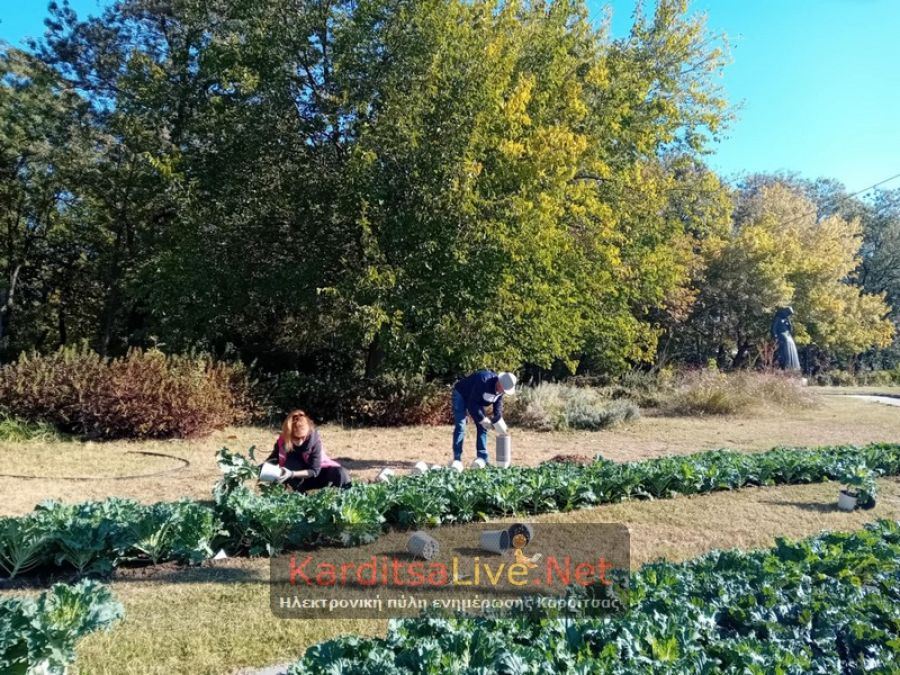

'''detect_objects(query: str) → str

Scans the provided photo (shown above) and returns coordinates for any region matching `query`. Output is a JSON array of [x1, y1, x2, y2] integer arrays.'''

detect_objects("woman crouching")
[[263, 409, 351, 492]]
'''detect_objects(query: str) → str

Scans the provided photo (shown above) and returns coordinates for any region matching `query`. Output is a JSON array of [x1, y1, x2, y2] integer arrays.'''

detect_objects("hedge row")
[[2, 442, 899, 579], [0, 346, 254, 439]]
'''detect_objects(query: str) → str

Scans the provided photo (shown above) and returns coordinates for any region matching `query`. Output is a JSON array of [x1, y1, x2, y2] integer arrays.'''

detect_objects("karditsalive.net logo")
[[269, 522, 631, 619], [286, 552, 617, 589]]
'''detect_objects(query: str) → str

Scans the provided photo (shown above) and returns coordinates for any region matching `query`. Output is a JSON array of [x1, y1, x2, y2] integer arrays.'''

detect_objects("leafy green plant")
[[35, 499, 140, 576], [129, 500, 224, 565], [211, 442, 899, 558], [287, 521, 900, 674], [0, 515, 50, 579], [0, 580, 123, 675], [213, 445, 261, 505], [839, 463, 878, 509], [0, 415, 62, 442], [4, 441, 900, 580]]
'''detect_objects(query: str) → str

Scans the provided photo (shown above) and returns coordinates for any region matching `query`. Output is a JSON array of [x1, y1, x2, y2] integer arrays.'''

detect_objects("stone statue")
[[770, 306, 801, 371]]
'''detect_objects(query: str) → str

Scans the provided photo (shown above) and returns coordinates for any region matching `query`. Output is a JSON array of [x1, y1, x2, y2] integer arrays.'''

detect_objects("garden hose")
[[0, 450, 190, 481]]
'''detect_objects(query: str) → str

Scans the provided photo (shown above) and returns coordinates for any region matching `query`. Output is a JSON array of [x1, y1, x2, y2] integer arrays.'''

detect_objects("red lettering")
[[545, 556, 570, 585], [408, 562, 425, 586], [356, 556, 379, 586], [596, 557, 614, 585], [290, 555, 314, 586], [574, 562, 594, 586], [316, 562, 337, 586], [427, 563, 449, 586]]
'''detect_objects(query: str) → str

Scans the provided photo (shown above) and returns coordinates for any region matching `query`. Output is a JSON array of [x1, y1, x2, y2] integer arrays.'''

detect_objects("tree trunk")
[[0, 263, 22, 345], [731, 340, 751, 369], [364, 332, 384, 379]]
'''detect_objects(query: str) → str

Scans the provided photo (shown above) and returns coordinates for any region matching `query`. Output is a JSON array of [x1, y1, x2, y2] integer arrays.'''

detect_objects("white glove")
[[276, 468, 292, 484], [478, 417, 493, 432]]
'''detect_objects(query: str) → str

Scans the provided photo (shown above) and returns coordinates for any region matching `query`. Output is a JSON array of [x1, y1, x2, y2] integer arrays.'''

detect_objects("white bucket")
[[507, 523, 534, 548], [496, 435, 511, 468], [470, 458, 487, 469], [450, 460, 464, 472], [494, 418, 509, 436], [376, 468, 395, 483], [259, 462, 286, 483], [838, 490, 857, 512], [411, 461, 430, 475], [480, 529, 511, 554], [407, 531, 439, 560]]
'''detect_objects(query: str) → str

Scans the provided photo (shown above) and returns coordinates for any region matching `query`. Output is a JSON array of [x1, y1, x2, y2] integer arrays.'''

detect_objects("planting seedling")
[[838, 463, 878, 510]]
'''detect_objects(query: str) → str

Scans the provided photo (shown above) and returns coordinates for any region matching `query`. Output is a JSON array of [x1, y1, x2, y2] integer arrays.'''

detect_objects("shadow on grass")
[[762, 499, 840, 513], [336, 458, 419, 471], [110, 562, 266, 585], [0, 560, 266, 590]]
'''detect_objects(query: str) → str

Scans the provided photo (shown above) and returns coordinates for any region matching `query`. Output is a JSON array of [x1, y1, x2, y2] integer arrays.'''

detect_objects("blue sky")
[[3, 0, 899, 194]]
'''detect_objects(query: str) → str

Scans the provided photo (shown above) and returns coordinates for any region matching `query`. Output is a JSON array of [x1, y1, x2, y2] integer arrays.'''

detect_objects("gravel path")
[[846, 394, 900, 407]]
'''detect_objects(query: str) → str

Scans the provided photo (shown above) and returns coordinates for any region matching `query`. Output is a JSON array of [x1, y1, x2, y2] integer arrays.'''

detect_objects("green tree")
[[685, 182, 894, 367], [0, 47, 103, 354], [22, 0, 733, 383]]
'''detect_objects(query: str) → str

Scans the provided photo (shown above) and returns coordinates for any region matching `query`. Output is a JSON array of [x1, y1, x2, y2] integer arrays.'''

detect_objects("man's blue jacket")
[[453, 370, 504, 424]]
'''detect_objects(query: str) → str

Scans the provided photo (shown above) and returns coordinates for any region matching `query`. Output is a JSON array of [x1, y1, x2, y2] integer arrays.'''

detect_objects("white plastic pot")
[[479, 529, 511, 554], [493, 418, 509, 436], [450, 460, 464, 472], [407, 531, 440, 560], [259, 462, 286, 483], [838, 490, 858, 512], [411, 461, 430, 475], [496, 435, 512, 468], [376, 468, 396, 483], [470, 457, 487, 469], [430, 464, 444, 471]]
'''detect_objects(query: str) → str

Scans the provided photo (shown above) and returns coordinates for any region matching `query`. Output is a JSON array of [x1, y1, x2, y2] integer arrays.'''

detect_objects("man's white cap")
[[498, 372, 517, 394]]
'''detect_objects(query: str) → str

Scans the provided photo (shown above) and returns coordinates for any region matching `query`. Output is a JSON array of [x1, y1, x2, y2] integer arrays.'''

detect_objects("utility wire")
[[775, 171, 900, 229]]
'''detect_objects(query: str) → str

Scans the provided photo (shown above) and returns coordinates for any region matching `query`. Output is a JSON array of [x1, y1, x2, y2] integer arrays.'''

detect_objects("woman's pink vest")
[[276, 435, 340, 469]]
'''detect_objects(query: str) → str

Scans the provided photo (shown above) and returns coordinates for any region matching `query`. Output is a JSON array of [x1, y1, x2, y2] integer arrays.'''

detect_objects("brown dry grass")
[[1, 387, 897, 673], [1, 392, 898, 516], [58, 477, 900, 675]]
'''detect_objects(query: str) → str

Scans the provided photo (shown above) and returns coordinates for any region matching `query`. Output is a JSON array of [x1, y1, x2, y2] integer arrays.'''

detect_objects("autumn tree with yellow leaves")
[[682, 182, 894, 368]]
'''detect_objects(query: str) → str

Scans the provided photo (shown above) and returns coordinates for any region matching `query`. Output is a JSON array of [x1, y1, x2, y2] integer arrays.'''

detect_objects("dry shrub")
[[345, 377, 451, 426], [505, 382, 639, 431], [813, 368, 900, 387], [663, 370, 816, 416], [263, 372, 451, 426], [0, 346, 254, 439]]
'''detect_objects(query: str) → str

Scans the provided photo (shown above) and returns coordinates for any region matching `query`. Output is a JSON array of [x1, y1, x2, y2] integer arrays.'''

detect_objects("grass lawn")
[[1, 391, 899, 517], [65, 477, 900, 675], [0, 389, 898, 674]]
